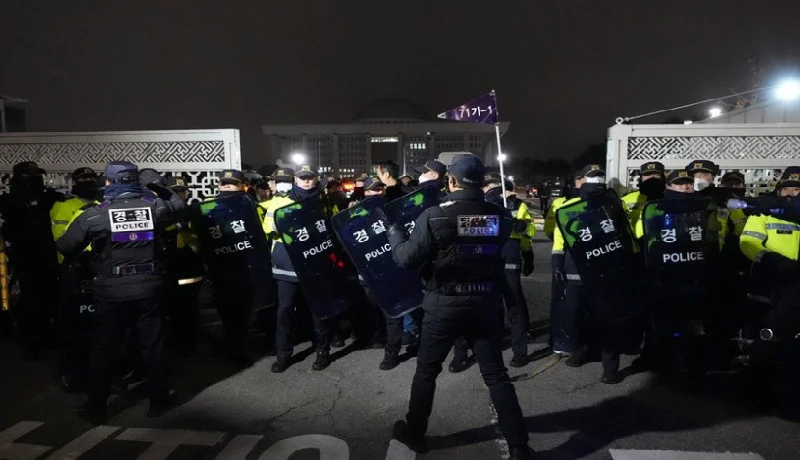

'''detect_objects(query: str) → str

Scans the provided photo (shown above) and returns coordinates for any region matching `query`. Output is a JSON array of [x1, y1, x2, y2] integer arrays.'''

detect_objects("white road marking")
[[44, 425, 120, 460], [609, 450, 766, 460], [216, 434, 263, 460], [384, 439, 416, 460], [0, 421, 51, 460], [115, 428, 225, 460], [257, 434, 349, 460], [487, 403, 509, 459]]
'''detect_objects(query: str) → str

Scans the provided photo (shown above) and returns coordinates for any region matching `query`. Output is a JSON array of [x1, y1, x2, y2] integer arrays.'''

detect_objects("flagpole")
[[494, 123, 508, 208]]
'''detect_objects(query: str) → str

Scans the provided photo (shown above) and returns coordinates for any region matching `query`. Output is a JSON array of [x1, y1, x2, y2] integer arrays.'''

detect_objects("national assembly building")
[[261, 99, 509, 177]]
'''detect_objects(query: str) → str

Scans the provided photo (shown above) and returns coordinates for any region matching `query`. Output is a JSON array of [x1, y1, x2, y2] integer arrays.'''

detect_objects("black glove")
[[522, 250, 534, 276], [511, 218, 528, 233], [145, 181, 175, 200], [551, 253, 566, 284]]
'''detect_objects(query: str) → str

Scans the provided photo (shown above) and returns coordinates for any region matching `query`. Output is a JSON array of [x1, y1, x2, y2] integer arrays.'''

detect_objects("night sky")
[[2, 0, 799, 165]]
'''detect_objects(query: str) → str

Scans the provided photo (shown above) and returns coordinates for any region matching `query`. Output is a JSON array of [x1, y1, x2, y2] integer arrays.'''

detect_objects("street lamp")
[[708, 107, 722, 118], [776, 80, 800, 102], [507, 176, 514, 181], [291, 152, 306, 165], [497, 153, 507, 162]]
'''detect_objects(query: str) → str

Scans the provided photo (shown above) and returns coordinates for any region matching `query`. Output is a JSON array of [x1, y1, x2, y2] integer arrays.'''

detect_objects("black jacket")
[[388, 188, 512, 315], [56, 190, 185, 301]]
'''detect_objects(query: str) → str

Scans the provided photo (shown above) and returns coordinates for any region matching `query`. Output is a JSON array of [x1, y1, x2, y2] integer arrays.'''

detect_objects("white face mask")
[[694, 178, 710, 191], [418, 171, 436, 184], [586, 176, 606, 184], [275, 182, 292, 193]]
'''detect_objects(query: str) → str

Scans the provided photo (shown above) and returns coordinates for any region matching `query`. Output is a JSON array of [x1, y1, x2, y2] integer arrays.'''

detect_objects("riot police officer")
[[265, 165, 336, 373], [199, 169, 268, 367], [388, 155, 533, 458], [57, 161, 185, 423], [163, 175, 204, 356], [52, 167, 99, 391], [548, 170, 586, 354], [0, 161, 62, 360], [553, 165, 624, 384]]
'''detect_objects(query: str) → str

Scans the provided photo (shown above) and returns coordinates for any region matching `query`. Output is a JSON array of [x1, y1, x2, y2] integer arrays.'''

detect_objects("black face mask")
[[72, 181, 99, 200], [579, 182, 606, 200], [664, 189, 694, 200], [639, 177, 666, 199], [10, 175, 44, 198]]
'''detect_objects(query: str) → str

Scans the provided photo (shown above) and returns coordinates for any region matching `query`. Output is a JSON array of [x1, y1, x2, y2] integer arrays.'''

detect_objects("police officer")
[[163, 175, 204, 357], [450, 173, 535, 372], [265, 166, 335, 373], [51, 167, 99, 254], [739, 167, 800, 348], [52, 167, 99, 391], [56, 161, 185, 423], [622, 162, 666, 234], [553, 165, 624, 384], [548, 171, 585, 354], [203, 169, 264, 366], [639, 169, 709, 383], [0, 161, 62, 360], [389, 155, 533, 458]]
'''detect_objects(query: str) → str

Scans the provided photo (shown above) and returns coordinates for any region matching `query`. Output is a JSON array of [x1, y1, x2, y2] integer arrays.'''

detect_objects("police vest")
[[427, 200, 508, 295], [96, 197, 162, 278]]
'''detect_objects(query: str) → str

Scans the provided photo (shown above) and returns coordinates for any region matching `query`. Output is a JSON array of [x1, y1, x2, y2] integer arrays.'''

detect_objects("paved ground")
[[2, 204, 800, 459]]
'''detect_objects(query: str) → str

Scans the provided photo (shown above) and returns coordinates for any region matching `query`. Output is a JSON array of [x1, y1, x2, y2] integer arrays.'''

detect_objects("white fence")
[[606, 123, 800, 196], [0, 129, 241, 202]]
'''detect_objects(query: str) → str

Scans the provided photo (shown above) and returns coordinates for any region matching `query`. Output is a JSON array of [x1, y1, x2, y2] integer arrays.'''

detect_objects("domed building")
[[262, 98, 509, 176]]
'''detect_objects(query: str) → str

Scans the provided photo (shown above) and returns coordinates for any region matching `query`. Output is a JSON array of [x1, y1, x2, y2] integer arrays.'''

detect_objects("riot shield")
[[331, 196, 425, 318], [641, 196, 719, 307], [274, 197, 350, 320], [555, 188, 642, 326], [193, 193, 271, 300], [378, 184, 442, 234]]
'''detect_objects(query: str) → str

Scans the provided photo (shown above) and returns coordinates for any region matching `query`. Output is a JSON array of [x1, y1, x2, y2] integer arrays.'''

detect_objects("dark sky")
[[2, 0, 799, 165]]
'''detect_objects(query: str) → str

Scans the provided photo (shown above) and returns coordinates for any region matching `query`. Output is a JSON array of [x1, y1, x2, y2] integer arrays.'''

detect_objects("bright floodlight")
[[708, 107, 722, 118], [497, 153, 507, 162], [291, 152, 306, 165], [507, 176, 514, 181], [776, 80, 800, 102]]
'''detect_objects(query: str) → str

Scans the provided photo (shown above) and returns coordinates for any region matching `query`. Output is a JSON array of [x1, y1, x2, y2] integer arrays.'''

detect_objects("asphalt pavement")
[[1, 202, 799, 459]]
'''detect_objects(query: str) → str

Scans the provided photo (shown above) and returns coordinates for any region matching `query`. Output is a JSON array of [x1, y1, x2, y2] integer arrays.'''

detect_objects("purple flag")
[[437, 91, 499, 124]]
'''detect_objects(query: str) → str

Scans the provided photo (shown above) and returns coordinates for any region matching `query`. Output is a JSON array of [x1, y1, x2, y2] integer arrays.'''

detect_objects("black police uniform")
[[451, 182, 531, 370], [0, 161, 62, 359], [56, 162, 185, 419], [388, 161, 529, 454]]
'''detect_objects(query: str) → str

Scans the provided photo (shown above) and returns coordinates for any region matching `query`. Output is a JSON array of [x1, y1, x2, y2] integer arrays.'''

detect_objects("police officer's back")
[[56, 161, 186, 423], [388, 155, 533, 458]]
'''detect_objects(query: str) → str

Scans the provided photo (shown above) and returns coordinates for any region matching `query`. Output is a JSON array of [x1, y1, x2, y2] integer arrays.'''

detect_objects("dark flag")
[[437, 90, 499, 125]]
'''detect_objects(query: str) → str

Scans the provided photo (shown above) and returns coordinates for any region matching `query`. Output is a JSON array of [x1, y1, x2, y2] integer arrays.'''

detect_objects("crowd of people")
[[2, 154, 798, 458]]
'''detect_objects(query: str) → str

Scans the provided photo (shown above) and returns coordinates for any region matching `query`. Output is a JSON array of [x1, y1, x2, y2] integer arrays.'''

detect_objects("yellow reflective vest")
[[51, 197, 95, 263], [739, 214, 800, 262], [544, 196, 566, 240]]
